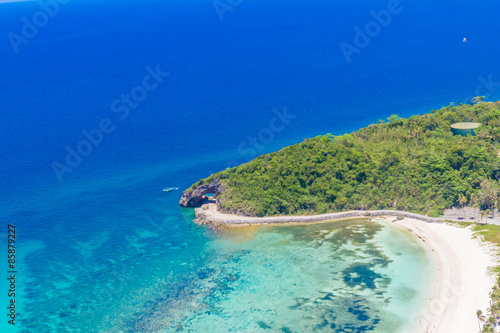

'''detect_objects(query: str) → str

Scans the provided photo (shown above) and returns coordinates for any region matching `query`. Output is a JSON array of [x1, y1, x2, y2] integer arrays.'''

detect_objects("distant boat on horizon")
[[163, 187, 179, 192]]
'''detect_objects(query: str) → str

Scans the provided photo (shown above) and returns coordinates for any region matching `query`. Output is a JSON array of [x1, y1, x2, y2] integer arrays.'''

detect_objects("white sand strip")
[[393, 218, 496, 333]]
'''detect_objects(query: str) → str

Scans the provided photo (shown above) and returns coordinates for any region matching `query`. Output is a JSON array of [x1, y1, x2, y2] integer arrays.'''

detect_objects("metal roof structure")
[[450, 122, 481, 136], [450, 122, 482, 129]]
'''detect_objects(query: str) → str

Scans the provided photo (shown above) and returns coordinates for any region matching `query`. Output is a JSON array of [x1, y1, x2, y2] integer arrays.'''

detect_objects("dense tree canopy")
[[189, 102, 500, 217]]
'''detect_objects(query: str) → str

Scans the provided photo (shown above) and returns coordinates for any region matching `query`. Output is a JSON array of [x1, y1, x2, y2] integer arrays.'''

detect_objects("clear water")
[[0, 0, 497, 331], [141, 219, 435, 333], [13, 214, 433, 332], [10, 209, 435, 333]]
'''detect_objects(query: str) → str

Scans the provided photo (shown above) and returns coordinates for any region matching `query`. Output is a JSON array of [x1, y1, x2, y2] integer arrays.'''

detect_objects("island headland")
[[179, 101, 500, 333], [180, 101, 500, 220]]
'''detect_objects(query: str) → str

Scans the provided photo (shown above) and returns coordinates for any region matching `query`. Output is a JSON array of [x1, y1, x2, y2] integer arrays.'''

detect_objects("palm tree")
[[459, 193, 467, 218], [477, 309, 485, 332], [488, 315, 495, 329], [491, 303, 500, 324], [483, 323, 494, 333], [481, 210, 487, 224]]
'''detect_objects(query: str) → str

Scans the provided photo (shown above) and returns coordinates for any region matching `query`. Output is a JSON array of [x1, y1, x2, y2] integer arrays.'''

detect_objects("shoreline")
[[393, 217, 496, 333], [195, 204, 448, 226], [195, 204, 497, 332]]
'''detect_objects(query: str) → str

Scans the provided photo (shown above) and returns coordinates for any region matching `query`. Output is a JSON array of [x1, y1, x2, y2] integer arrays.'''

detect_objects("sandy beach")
[[393, 217, 496, 333], [195, 204, 497, 333]]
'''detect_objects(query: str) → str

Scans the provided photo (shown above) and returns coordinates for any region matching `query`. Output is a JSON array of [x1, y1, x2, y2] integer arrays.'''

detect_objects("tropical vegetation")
[[471, 222, 500, 332], [189, 101, 500, 217]]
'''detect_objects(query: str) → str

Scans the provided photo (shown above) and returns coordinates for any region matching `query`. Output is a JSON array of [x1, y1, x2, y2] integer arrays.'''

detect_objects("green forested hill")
[[189, 102, 500, 217]]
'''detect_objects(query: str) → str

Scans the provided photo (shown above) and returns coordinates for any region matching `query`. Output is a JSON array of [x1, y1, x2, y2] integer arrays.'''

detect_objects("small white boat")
[[163, 187, 179, 192], [463, 37, 467, 42]]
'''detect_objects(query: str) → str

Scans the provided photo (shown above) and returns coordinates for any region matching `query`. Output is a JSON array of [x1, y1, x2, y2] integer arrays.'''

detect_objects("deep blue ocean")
[[1, 0, 499, 332]]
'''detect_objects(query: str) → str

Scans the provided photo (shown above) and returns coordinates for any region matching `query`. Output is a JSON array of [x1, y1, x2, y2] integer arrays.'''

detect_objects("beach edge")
[[194, 204, 497, 332]]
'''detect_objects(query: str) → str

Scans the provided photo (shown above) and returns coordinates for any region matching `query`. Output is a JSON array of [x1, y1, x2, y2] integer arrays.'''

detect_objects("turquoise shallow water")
[[168, 219, 436, 333], [176, 219, 436, 333], [3, 0, 496, 330], [77, 217, 434, 333], [0, 159, 436, 333]]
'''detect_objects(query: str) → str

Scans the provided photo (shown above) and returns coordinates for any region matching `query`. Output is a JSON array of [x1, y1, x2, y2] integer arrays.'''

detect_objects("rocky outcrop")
[[179, 179, 225, 207]]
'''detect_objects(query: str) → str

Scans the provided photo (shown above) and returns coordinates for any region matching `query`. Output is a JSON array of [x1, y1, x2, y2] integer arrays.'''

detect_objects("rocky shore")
[[178, 179, 225, 208]]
